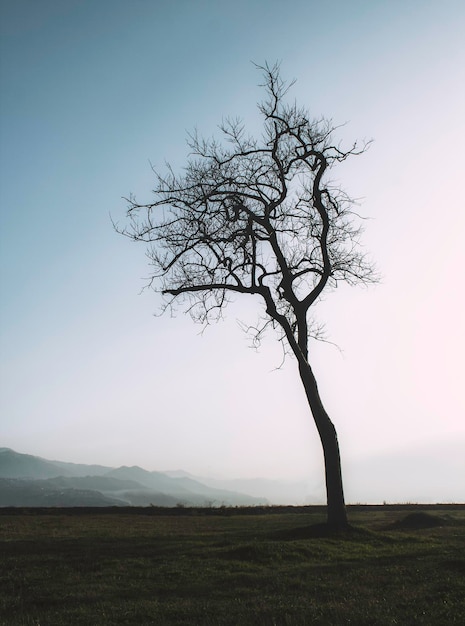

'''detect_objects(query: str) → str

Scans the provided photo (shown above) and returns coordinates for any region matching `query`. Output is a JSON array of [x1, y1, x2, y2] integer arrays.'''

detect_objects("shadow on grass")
[[385, 512, 455, 530], [270, 522, 373, 540]]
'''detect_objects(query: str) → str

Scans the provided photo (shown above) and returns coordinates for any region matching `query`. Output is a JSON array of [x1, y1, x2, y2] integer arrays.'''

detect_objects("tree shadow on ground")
[[270, 523, 372, 540]]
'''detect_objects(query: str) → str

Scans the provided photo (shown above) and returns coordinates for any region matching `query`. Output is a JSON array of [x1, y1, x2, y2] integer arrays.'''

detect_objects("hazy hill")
[[44, 475, 146, 492], [46, 459, 112, 477], [104, 466, 191, 494], [0, 478, 123, 507], [0, 449, 268, 507], [104, 466, 267, 506], [165, 471, 313, 505], [0, 448, 74, 479]]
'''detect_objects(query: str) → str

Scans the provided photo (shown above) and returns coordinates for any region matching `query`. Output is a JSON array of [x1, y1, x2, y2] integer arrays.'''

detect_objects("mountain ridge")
[[0, 449, 269, 507]]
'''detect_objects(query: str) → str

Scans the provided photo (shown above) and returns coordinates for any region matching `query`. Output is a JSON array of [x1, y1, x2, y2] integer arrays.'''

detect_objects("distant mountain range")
[[4, 444, 462, 506], [0, 448, 274, 507]]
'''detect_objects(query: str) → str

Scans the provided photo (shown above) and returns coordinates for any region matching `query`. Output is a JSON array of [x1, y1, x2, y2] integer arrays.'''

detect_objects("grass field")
[[1, 505, 464, 625]]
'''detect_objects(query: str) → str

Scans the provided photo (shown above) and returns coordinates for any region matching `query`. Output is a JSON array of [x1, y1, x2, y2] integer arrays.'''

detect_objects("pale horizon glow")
[[1, 0, 464, 504]]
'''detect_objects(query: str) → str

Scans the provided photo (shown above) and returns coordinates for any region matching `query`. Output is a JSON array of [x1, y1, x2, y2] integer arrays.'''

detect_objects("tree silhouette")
[[120, 63, 377, 527]]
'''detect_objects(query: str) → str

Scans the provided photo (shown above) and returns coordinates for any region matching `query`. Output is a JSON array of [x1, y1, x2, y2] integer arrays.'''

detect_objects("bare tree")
[[120, 63, 376, 527]]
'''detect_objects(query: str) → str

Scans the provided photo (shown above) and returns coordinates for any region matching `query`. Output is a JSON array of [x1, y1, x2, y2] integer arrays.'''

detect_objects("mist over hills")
[[0, 449, 274, 507], [3, 443, 462, 507], [0, 478, 125, 507], [164, 470, 314, 505]]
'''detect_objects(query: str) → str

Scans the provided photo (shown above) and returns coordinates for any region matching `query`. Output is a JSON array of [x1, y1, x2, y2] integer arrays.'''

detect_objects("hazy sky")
[[1, 0, 464, 504]]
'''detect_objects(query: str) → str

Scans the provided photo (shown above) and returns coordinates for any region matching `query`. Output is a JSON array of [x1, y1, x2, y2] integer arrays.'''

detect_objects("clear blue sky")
[[1, 0, 464, 503]]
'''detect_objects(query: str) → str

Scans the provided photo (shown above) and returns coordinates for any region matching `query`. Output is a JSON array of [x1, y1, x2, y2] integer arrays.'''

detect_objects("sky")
[[1, 0, 464, 504]]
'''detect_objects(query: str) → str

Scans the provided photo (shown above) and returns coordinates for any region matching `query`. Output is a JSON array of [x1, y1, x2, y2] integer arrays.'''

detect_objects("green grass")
[[1, 506, 464, 625]]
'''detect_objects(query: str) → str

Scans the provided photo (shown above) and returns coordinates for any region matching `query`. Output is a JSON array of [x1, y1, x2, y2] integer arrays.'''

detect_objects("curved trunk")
[[298, 361, 348, 527]]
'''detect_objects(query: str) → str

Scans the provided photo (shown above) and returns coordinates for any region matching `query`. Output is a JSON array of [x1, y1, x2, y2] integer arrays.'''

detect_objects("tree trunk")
[[298, 361, 348, 527]]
